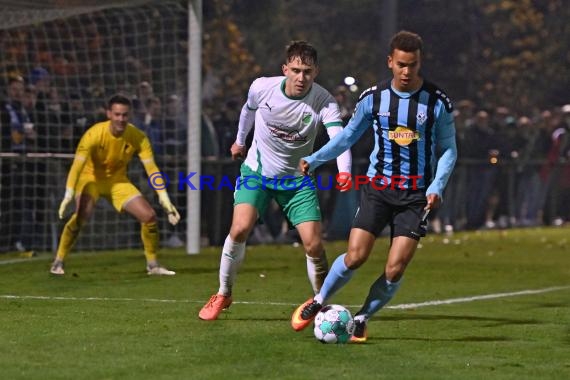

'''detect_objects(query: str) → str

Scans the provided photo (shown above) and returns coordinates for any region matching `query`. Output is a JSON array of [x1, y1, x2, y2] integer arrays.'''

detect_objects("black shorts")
[[352, 182, 428, 240]]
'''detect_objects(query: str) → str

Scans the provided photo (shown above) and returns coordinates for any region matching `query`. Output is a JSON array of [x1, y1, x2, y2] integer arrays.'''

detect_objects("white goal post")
[[0, 0, 202, 254]]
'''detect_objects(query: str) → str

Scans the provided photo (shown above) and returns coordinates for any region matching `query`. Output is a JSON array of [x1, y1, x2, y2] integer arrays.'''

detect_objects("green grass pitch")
[[0, 227, 569, 379]]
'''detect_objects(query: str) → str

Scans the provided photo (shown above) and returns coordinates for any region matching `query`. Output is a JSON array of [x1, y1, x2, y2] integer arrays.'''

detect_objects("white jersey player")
[[238, 76, 350, 177], [199, 41, 352, 321]]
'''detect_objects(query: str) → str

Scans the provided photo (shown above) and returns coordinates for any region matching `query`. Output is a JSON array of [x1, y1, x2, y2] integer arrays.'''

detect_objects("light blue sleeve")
[[425, 109, 457, 197], [304, 94, 374, 170]]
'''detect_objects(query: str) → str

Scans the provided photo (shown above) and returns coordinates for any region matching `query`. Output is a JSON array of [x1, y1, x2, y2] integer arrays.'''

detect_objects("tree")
[[202, 0, 261, 118], [214, 0, 570, 114], [474, 0, 556, 112]]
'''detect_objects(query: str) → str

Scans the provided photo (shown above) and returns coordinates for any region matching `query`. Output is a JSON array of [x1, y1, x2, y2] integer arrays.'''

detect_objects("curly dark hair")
[[390, 30, 423, 54]]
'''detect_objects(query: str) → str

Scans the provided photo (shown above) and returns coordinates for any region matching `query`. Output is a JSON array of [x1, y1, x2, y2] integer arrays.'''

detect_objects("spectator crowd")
[[1, 62, 570, 252], [0, 6, 569, 251]]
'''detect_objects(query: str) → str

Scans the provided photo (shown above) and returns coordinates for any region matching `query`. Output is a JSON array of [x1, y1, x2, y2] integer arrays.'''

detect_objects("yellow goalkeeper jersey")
[[65, 121, 160, 189]]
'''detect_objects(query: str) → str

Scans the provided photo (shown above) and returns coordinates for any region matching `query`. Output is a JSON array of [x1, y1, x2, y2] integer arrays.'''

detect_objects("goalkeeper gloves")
[[58, 188, 75, 219], [158, 192, 181, 225]]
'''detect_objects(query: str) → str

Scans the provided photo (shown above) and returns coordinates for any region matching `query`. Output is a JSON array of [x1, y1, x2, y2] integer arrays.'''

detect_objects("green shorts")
[[234, 164, 321, 226]]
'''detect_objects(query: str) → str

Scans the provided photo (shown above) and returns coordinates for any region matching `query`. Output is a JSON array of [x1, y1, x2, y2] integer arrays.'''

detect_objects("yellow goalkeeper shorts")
[[76, 177, 142, 212]]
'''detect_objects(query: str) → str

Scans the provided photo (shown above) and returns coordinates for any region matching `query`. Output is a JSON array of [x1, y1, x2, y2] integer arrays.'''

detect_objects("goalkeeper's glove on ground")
[[158, 192, 180, 225], [58, 188, 74, 219]]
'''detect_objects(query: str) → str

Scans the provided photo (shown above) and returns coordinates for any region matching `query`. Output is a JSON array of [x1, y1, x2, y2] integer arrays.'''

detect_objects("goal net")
[[0, 0, 191, 253]]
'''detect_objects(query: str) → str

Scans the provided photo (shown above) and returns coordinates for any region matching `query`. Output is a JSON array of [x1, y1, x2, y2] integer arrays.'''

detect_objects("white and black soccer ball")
[[313, 304, 354, 344]]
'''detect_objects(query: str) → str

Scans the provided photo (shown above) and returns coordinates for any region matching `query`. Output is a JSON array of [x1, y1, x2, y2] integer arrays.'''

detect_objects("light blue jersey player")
[[292, 31, 457, 342]]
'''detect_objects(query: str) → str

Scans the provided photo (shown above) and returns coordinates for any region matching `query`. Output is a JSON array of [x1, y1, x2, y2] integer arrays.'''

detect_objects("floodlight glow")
[[344, 76, 355, 86]]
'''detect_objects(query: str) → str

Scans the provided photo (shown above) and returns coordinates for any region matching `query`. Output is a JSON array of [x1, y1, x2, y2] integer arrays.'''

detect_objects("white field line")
[[0, 257, 46, 265], [1, 285, 568, 309], [0, 252, 104, 266], [384, 286, 570, 310]]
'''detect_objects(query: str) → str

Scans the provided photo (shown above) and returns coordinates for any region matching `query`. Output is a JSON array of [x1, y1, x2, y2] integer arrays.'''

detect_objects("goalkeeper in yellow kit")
[[50, 94, 180, 276]]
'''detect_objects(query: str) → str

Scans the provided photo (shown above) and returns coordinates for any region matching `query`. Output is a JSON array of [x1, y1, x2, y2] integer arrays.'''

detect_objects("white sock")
[[218, 235, 246, 296], [353, 314, 367, 323], [306, 251, 329, 295], [314, 293, 324, 304]]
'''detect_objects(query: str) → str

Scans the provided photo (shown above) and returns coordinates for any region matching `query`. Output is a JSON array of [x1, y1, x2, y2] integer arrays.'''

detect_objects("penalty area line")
[[0, 285, 569, 308]]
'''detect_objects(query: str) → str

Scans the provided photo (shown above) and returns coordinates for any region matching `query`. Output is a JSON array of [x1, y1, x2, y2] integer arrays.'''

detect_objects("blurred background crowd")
[[0, 0, 569, 252], [2, 59, 569, 250]]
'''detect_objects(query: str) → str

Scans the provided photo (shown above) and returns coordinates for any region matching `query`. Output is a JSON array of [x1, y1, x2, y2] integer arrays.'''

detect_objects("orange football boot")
[[291, 298, 323, 331], [198, 294, 233, 320]]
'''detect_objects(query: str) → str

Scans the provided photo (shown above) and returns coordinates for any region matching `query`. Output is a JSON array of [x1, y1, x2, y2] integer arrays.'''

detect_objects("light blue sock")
[[315, 253, 354, 304], [355, 274, 402, 319]]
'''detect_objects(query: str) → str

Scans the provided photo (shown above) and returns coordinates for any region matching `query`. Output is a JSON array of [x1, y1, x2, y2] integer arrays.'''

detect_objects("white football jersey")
[[243, 76, 343, 177]]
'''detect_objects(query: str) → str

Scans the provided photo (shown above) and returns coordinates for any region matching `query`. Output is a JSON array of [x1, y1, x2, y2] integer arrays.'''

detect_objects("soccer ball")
[[313, 304, 354, 344]]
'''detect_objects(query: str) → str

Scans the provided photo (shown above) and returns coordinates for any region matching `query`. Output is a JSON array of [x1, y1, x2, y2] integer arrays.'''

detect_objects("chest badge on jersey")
[[302, 112, 313, 125], [417, 112, 427, 125], [388, 126, 420, 146]]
